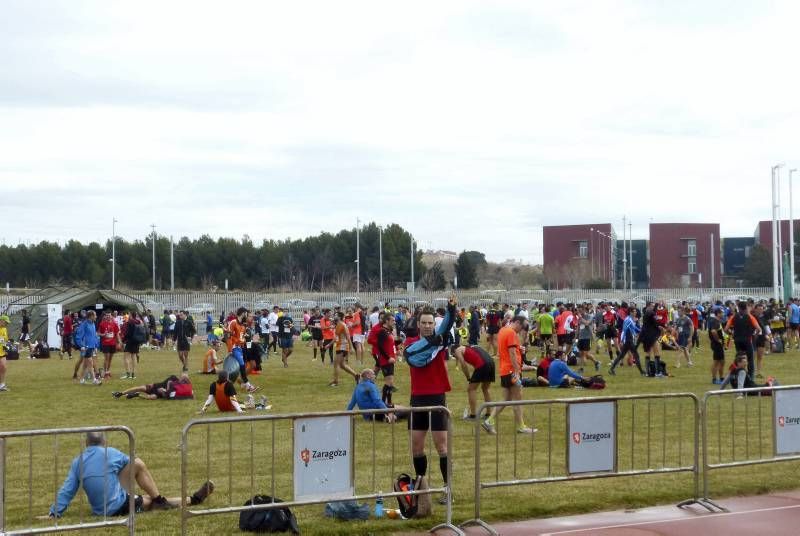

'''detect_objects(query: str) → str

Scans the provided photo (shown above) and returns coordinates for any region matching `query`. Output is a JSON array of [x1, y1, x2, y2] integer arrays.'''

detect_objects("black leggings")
[[611, 340, 644, 373]]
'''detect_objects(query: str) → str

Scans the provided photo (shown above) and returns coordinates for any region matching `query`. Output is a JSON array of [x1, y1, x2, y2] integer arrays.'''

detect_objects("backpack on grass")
[[579, 375, 606, 389], [239, 495, 300, 534], [393, 473, 431, 519]]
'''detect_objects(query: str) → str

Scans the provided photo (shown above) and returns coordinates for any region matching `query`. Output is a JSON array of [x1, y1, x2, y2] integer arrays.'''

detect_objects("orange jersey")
[[226, 319, 245, 352], [212, 380, 237, 412], [335, 322, 351, 352], [350, 311, 363, 335], [321, 317, 334, 340], [497, 326, 521, 376]]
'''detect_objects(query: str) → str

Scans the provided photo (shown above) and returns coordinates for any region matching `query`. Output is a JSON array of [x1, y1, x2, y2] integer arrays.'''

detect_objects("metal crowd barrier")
[[701, 385, 800, 512], [180, 406, 463, 536], [0, 425, 135, 535], [461, 393, 703, 535]]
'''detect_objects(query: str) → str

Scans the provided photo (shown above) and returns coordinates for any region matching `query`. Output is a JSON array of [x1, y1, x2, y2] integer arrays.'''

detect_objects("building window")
[[688, 257, 697, 274], [687, 239, 696, 257], [578, 241, 588, 258]]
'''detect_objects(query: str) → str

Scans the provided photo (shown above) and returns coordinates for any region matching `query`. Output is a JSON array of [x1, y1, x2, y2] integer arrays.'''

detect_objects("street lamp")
[[378, 225, 383, 293], [355, 218, 360, 294], [111, 217, 117, 289], [150, 224, 157, 291], [790, 168, 797, 291]]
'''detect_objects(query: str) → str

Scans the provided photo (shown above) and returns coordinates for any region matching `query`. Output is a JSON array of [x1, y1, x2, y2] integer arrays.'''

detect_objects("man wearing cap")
[[0, 314, 10, 391]]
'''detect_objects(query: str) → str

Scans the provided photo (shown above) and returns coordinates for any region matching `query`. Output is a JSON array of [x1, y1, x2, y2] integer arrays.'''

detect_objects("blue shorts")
[[231, 346, 245, 366], [81, 348, 96, 358], [279, 336, 293, 349]]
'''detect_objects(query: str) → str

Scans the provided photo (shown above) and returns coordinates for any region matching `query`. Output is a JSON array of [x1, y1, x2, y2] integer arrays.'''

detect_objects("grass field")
[[2, 338, 800, 535]]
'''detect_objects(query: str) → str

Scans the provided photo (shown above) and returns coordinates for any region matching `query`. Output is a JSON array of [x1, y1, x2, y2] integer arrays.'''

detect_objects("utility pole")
[[170, 235, 174, 291], [378, 225, 383, 293], [111, 217, 117, 289], [709, 233, 715, 290], [151, 224, 157, 291], [589, 227, 594, 278], [791, 169, 797, 292], [410, 237, 415, 294], [622, 216, 627, 290], [355, 218, 360, 294], [629, 222, 633, 291]]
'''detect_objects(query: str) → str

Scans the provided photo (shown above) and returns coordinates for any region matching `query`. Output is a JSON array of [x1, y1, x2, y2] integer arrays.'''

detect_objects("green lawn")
[[1, 339, 799, 535]]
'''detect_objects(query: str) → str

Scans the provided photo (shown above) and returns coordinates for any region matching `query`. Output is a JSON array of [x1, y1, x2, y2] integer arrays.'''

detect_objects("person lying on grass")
[[43, 431, 213, 519], [112, 373, 193, 400], [199, 370, 245, 413]]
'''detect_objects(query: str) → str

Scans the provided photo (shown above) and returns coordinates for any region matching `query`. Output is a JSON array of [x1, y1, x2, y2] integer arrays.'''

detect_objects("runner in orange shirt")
[[329, 312, 358, 387], [349, 305, 366, 365], [320, 309, 335, 364], [226, 308, 259, 393], [482, 316, 534, 435]]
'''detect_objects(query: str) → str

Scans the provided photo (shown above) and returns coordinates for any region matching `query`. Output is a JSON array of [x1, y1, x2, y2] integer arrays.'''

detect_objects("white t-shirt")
[[518, 309, 529, 320], [369, 311, 380, 329], [259, 316, 270, 334], [267, 312, 279, 333]]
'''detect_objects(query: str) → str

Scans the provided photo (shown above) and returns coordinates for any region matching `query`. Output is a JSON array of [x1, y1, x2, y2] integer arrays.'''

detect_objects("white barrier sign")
[[47, 304, 62, 348], [293, 415, 353, 502], [568, 401, 616, 474], [774, 389, 800, 456]]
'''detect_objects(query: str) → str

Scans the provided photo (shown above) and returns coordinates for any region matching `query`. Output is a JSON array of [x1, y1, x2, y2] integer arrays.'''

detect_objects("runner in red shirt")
[[403, 296, 456, 505], [60, 309, 74, 359], [453, 345, 495, 421], [98, 311, 121, 380], [374, 314, 399, 406]]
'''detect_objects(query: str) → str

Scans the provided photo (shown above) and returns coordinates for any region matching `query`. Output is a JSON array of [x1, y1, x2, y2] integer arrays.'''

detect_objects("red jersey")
[[367, 324, 383, 357], [405, 335, 451, 396], [463, 346, 488, 370], [655, 308, 668, 326], [376, 329, 396, 367], [62, 314, 73, 335], [689, 310, 700, 329], [98, 319, 119, 347]]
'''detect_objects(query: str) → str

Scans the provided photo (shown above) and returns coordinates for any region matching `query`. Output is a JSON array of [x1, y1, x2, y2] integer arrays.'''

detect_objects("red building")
[[649, 223, 720, 288], [543, 224, 615, 288], [754, 220, 795, 256]]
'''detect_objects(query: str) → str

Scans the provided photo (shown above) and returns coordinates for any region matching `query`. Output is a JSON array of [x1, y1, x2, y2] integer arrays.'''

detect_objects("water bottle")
[[375, 494, 384, 517]]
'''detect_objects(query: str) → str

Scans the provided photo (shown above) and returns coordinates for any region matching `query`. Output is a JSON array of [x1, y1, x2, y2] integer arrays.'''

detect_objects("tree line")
[[0, 223, 446, 291]]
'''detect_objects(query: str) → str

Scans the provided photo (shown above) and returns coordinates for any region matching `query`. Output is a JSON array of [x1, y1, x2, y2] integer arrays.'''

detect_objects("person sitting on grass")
[[45, 431, 213, 519], [346, 369, 405, 422], [202, 339, 224, 374], [720, 353, 777, 394], [548, 350, 585, 388], [112, 373, 193, 400], [200, 370, 244, 413]]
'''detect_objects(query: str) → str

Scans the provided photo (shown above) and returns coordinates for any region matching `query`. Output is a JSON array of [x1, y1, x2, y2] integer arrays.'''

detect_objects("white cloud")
[[1, 0, 799, 262]]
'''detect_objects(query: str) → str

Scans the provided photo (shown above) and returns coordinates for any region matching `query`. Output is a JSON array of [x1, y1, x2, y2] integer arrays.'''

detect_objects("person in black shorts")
[[111, 373, 190, 399], [174, 311, 194, 372], [639, 303, 665, 377], [404, 297, 457, 505], [753, 303, 769, 379], [708, 308, 726, 384], [453, 345, 495, 421], [308, 307, 324, 361]]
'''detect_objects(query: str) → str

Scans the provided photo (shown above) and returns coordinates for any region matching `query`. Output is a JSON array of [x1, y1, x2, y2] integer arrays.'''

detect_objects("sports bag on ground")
[[239, 495, 300, 533]]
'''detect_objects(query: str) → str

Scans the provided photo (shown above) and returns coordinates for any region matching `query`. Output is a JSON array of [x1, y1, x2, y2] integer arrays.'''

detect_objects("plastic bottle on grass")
[[375, 494, 384, 517]]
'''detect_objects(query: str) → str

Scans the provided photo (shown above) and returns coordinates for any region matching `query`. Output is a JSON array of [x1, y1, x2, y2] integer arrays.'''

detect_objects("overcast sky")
[[2, 1, 799, 263]]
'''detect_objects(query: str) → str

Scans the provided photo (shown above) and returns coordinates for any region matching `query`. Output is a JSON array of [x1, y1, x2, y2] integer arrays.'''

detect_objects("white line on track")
[[540, 503, 800, 535]]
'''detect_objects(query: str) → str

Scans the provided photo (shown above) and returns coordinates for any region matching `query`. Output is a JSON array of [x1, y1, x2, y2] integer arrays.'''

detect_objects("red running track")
[[428, 490, 800, 535]]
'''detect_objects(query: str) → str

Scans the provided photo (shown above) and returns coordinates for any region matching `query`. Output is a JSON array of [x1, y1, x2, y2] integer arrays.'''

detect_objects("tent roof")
[[3, 287, 144, 342]]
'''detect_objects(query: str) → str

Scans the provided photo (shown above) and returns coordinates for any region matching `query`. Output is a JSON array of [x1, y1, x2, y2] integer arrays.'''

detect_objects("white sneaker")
[[80, 378, 86, 385], [93, 378, 102, 385], [0, 384, 8, 392]]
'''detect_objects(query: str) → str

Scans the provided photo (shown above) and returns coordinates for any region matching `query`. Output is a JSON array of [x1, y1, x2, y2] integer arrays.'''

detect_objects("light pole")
[[111, 217, 117, 289], [170, 235, 174, 291], [378, 225, 383, 293], [629, 222, 633, 291], [410, 237, 415, 295], [791, 168, 797, 292], [355, 218, 360, 294], [622, 216, 627, 290], [772, 164, 785, 301], [589, 227, 594, 278], [150, 224, 157, 291]]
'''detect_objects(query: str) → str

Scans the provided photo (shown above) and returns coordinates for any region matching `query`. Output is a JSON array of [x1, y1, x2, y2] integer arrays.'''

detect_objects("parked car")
[[254, 300, 274, 311], [341, 296, 360, 307], [318, 301, 340, 311], [187, 302, 215, 315]]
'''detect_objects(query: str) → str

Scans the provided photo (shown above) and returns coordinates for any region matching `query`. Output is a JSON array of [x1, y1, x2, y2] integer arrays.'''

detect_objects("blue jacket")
[[404, 303, 455, 367], [74, 319, 99, 349], [50, 446, 130, 517], [347, 380, 387, 419], [548, 359, 582, 387]]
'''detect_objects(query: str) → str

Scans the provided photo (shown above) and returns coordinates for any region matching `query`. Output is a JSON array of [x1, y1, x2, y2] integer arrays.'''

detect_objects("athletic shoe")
[[0, 384, 7, 392], [655, 373, 664, 378], [517, 426, 537, 434], [126, 392, 140, 399], [150, 495, 176, 510], [481, 418, 496, 435], [594, 361, 600, 371], [93, 378, 102, 385], [112, 391, 123, 398], [190, 480, 215, 505], [437, 494, 452, 506], [687, 361, 694, 367], [80, 378, 86, 385], [328, 382, 339, 387], [462, 408, 476, 421], [245, 385, 261, 393], [608, 367, 616, 376]]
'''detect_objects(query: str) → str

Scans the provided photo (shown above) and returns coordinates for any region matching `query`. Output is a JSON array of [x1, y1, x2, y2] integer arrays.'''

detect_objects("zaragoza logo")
[[300, 448, 310, 467], [572, 432, 581, 445]]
